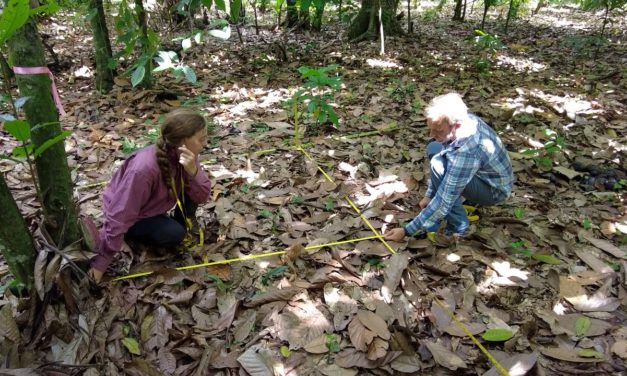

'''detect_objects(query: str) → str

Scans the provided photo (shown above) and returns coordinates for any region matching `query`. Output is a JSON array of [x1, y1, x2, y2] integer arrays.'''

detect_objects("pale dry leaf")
[[0, 304, 20, 342], [237, 344, 283, 376], [278, 304, 332, 350], [540, 347, 605, 362], [244, 288, 302, 308], [444, 321, 486, 337], [612, 340, 627, 359], [357, 310, 391, 340], [390, 354, 422, 373], [285, 244, 304, 263], [382, 253, 408, 304], [157, 347, 177, 375], [34, 249, 47, 300], [318, 363, 358, 376], [192, 305, 214, 330], [581, 231, 627, 259], [211, 301, 239, 333], [484, 352, 537, 376], [334, 348, 402, 369], [44, 254, 61, 294], [348, 315, 376, 352], [233, 309, 257, 343], [424, 341, 467, 371], [574, 248, 614, 274], [367, 337, 389, 360], [304, 334, 329, 354]]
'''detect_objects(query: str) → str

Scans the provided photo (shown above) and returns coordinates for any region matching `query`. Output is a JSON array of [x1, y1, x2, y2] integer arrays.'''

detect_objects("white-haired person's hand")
[[384, 227, 406, 242]]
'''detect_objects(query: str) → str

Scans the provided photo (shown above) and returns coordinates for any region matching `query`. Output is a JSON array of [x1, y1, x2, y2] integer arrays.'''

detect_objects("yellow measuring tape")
[[111, 235, 383, 282], [170, 175, 204, 251], [297, 145, 509, 376]]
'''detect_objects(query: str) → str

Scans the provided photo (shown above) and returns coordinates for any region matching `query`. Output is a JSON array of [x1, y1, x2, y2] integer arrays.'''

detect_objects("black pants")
[[126, 193, 197, 248]]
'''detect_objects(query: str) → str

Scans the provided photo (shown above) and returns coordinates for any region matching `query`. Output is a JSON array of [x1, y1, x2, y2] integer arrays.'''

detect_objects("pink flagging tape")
[[13, 66, 66, 116]]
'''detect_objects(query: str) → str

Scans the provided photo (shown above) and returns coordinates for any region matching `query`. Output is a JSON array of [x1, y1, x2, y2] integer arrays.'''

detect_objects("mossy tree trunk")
[[88, 0, 115, 92], [0, 173, 35, 290], [347, 0, 403, 41], [7, 19, 81, 248]]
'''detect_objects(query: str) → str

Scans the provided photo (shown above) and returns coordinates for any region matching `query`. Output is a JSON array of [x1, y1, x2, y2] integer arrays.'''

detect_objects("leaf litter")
[[0, 4, 626, 376]]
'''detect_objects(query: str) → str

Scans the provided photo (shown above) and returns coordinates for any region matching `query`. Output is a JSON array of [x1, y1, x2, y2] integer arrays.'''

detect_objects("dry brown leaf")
[[237, 345, 282, 376], [233, 309, 257, 343], [210, 301, 239, 333], [334, 348, 402, 369], [424, 341, 467, 371], [157, 347, 177, 375], [34, 249, 47, 300], [444, 321, 486, 337], [540, 347, 605, 362], [348, 315, 376, 352], [574, 248, 614, 274], [206, 264, 232, 281], [124, 359, 163, 376], [244, 288, 302, 308], [357, 310, 391, 340], [304, 334, 329, 354], [0, 304, 20, 343], [285, 243, 304, 262], [278, 304, 332, 350], [612, 340, 627, 359], [318, 363, 358, 376], [390, 354, 421, 373], [382, 253, 408, 304], [192, 305, 214, 330], [367, 337, 389, 360], [581, 231, 627, 259]]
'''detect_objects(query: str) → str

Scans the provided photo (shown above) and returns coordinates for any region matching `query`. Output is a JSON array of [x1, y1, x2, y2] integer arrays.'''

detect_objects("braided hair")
[[155, 109, 206, 193]]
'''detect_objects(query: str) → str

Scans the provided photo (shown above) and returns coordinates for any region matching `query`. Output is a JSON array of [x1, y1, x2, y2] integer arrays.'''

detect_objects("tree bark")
[[312, 1, 326, 31], [88, 0, 115, 93], [347, 0, 402, 40], [7, 19, 81, 248], [453, 0, 463, 20], [286, 0, 298, 27], [0, 173, 35, 290]]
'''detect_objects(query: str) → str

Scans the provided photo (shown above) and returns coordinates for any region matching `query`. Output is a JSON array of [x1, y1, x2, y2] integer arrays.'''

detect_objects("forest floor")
[[1, 4, 627, 376]]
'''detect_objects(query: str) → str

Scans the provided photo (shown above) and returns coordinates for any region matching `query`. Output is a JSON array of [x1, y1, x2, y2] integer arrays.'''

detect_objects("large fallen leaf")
[[34, 249, 47, 300], [318, 363, 358, 376], [334, 348, 401, 369], [348, 315, 376, 352], [553, 166, 580, 179], [540, 347, 606, 363], [278, 303, 332, 350], [482, 328, 514, 342], [124, 359, 163, 376], [612, 340, 627, 359], [424, 341, 467, 370], [304, 334, 329, 354], [390, 354, 422, 373], [0, 304, 20, 342], [233, 309, 256, 343], [122, 337, 142, 355], [237, 345, 283, 376], [581, 231, 627, 259], [367, 337, 389, 361], [244, 288, 302, 307], [574, 248, 614, 274], [444, 321, 486, 337], [382, 253, 408, 303], [484, 352, 537, 376], [357, 310, 391, 340]]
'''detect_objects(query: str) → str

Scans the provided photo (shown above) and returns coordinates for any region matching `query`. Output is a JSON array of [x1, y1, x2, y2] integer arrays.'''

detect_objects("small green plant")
[[324, 197, 335, 211], [366, 256, 385, 270], [325, 334, 341, 353], [289, 65, 342, 142], [582, 218, 592, 230], [510, 240, 561, 265], [386, 79, 415, 102], [206, 274, 229, 293], [521, 129, 565, 171], [261, 265, 288, 285], [291, 195, 305, 204], [513, 207, 525, 219], [257, 209, 282, 234], [472, 30, 505, 73], [122, 136, 141, 154]]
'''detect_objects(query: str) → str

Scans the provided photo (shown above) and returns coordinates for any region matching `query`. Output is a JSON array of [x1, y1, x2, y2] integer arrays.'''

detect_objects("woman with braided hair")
[[88, 109, 212, 283]]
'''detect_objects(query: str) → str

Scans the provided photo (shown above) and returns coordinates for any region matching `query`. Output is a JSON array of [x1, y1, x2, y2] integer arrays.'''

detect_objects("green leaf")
[[214, 0, 226, 11], [131, 64, 146, 87], [182, 37, 192, 51], [12, 145, 33, 159], [0, 0, 30, 45], [34, 131, 72, 157], [258, 209, 273, 218], [575, 317, 591, 337], [531, 253, 561, 265], [30, 0, 60, 16], [576, 349, 604, 359], [324, 197, 334, 211], [325, 334, 341, 353], [291, 195, 304, 204], [4, 120, 31, 142], [201, 0, 214, 7], [229, 0, 242, 22], [122, 337, 142, 355], [513, 207, 525, 219], [194, 31, 203, 44], [182, 65, 197, 83], [280, 345, 291, 358], [482, 328, 514, 342]]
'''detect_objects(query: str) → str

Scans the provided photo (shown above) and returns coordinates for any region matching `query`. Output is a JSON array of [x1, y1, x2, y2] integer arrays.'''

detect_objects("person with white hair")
[[385, 93, 513, 241]]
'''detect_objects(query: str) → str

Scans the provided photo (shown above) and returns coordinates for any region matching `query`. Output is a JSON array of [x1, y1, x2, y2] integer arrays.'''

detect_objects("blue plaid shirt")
[[405, 115, 513, 236]]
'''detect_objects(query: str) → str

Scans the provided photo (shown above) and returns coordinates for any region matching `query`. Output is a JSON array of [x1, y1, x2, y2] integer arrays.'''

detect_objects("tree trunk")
[[7, 19, 81, 248], [286, 0, 298, 27], [312, 1, 326, 31], [347, 0, 402, 40], [504, 0, 514, 33], [88, 0, 115, 93], [0, 173, 35, 290], [481, 2, 489, 30], [299, 4, 311, 29], [453, 0, 463, 20], [134, 0, 152, 88]]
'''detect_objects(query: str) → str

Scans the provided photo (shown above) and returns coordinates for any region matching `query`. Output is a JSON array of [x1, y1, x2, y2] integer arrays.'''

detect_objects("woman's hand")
[[384, 228, 406, 242], [178, 145, 198, 176], [419, 196, 431, 210]]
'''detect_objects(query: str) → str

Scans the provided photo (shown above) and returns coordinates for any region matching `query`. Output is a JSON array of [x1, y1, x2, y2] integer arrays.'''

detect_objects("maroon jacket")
[[91, 145, 211, 271]]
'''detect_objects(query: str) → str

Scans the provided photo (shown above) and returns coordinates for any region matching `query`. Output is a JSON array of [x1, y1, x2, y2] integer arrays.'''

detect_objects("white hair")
[[425, 92, 470, 125]]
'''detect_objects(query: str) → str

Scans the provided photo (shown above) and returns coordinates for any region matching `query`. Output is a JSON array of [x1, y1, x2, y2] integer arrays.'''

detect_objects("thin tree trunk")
[[407, 0, 412, 32], [134, 0, 152, 88], [7, 19, 81, 248], [251, 0, 259, 35], [453, 0, 463, 20], [481, 3, 489, 30], [339, 0, 343, 22], [594, 4, 610, 60], [312, 1, 326, 31], [0, 172, 36, 290], [286, 0, 298, 27], [88, 0, 115, 93]]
